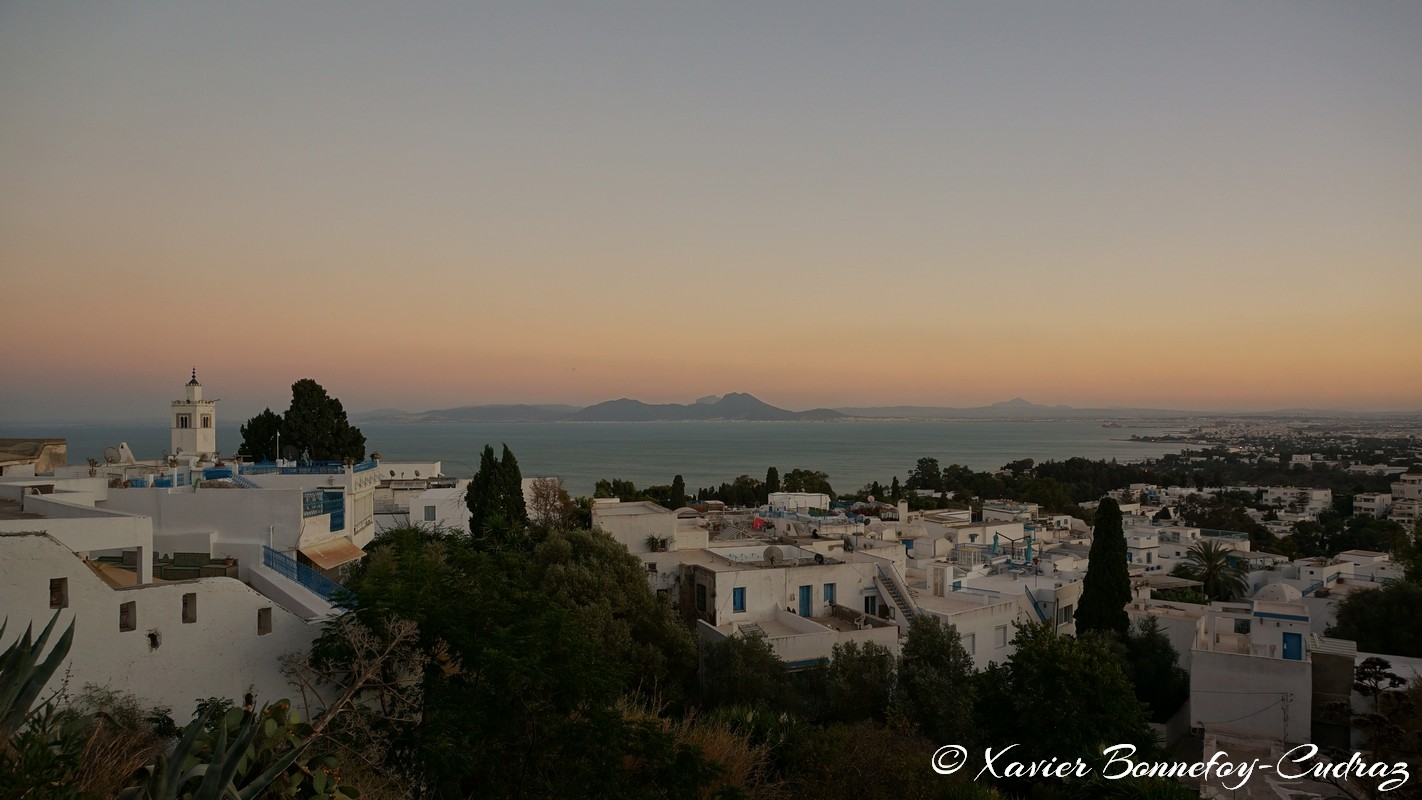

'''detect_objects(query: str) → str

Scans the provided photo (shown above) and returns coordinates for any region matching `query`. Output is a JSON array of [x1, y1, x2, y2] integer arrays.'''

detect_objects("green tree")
[[823, 641, 896, 723], [781, 469, 833, 498], [976, 623, 1156, 766], [465, 444, 528, 548], [237, 408, 282, 461], [765, 466, 781, 495], [338, 525, 717, 797], [1327, 582, 1422, 658], [526, 528, 696, 703], [498, 444, 527, 527], [278, 378, 366, 461], [907, 457, 943, 492], [893, 615, 976, 744], [1076, 498, 1131, 638], [1171, 540, 1248, 601], [889, 476, 902, 502], [1122, 617, 1190, 723], [699, 634, 793, 712], [669, 475, 687, 509]]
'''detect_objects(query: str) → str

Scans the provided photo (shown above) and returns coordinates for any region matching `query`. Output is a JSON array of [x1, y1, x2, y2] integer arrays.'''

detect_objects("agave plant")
[[118, 702, 315, 800], [0, 610, 75, 738]]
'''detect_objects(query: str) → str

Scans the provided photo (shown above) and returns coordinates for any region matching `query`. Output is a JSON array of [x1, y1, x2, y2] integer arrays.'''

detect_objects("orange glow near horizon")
[[2, 3, 1420, 420]]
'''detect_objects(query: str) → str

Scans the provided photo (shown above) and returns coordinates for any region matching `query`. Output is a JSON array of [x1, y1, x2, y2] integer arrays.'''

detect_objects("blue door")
[[798, 585, 812, 617], [1282, 632, 1303, 661]]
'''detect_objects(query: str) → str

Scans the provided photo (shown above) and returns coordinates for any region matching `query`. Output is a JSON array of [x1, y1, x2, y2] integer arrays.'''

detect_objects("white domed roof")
[[1254, 582, 1303, 603]]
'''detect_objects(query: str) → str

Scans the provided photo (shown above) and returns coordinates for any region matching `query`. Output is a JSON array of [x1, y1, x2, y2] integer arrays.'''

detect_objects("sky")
[[2, 2, 1420, 421]]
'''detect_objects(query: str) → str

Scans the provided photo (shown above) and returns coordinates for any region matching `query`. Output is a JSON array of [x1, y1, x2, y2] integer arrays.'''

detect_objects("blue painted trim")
[[1253, 611, 1309, 622]]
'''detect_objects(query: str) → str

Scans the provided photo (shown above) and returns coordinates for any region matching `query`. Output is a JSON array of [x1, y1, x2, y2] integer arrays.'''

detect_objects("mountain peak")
[[991, 397, 1036, 408]]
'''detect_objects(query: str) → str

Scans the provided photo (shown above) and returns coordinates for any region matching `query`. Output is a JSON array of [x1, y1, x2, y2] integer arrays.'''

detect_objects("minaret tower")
[[171, 368, 217, 460]]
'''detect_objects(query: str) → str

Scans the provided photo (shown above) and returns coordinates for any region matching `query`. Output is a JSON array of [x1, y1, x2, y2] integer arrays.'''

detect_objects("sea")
[[1, 420, 1192, 497]]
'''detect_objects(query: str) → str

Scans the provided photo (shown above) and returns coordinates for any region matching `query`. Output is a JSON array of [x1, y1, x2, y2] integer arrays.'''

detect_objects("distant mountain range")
[[351, 394, 1215, 423]]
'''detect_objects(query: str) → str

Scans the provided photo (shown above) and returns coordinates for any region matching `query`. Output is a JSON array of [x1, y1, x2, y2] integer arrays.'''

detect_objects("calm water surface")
[[3, 420, 1189, 496]]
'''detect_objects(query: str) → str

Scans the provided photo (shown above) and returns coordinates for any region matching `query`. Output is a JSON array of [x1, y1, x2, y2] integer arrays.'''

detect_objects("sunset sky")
[[2, 2, 1419, 421]]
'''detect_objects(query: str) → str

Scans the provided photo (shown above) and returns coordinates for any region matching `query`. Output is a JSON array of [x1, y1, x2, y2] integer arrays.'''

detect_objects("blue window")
[[732, 587, 746, 613], [823, 583, 836, 604]]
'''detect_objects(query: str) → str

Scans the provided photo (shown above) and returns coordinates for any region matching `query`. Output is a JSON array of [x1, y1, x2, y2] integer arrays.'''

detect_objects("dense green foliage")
[[975, 624, 1157, 766], [1076, 498, 1131, 638], [1170, 540, 1248, 601], [892, 615, 976, 745], [237, 408, 283, 462], [465, 443, 529, 542], [336, 525, 702, 796], [279, 379, 366, 462], [1327, 581, 1422, 658], [239, 379, 366, 462], [1121, 618, 1190, 723]]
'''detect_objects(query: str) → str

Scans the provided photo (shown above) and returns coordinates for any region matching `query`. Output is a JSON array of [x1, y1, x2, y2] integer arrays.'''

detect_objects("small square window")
[[119, 601, 136, 632], [182, 593, 197, 624], [257, 607, 272, 636], [646, 562, 658, 573], [424, 506, 437, 522], [49, 578, 68, 609]]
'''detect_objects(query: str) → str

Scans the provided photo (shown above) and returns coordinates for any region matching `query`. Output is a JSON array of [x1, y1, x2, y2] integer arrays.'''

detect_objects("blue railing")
[[241, 460, 379, 476], [262, 546, 343, 602], [1024, 585, 1050, 624], [151, 473, 188, 488]]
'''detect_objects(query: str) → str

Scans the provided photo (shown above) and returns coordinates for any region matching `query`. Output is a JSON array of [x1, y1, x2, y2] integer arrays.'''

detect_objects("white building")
[[766, 492, 831, 514], [170, 369, 218, 462], [0, 487, 322, 712], [684, 541, 902, 667], [1351, 493, 1392, 518]]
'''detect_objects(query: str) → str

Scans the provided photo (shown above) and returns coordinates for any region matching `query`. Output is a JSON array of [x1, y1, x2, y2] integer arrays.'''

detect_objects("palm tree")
[[1172, 540, 1248, 601]]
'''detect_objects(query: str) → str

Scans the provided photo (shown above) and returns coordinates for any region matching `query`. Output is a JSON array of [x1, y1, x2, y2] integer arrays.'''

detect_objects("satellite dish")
[[814, 553, 825, 565], [281, 445, 300, 461], [763, 546, 783, 566], [103, 447, 120, 464], [414, 470, 420, 477], [389, 470, 396, 477]]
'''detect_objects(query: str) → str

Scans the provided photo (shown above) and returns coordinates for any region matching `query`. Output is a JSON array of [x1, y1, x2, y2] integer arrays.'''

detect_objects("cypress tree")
[[1076, 498, 1132, 638], [765, 467, 781, 495], [466, 445, 500, 535], [670, 475, 687, 509], [498, 444, 528, 527]]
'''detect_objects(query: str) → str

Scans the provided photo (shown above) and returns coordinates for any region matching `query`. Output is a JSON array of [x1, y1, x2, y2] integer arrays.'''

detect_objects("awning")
[[298, 538, 366, 570]]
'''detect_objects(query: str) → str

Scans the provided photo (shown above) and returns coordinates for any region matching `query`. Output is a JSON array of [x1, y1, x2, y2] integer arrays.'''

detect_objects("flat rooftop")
[[593, 501, 671, 516], [0, 499, 44, 521]]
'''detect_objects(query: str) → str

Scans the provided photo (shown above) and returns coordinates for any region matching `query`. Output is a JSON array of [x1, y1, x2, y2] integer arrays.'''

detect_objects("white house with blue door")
[[1188, 599, 1315, 743], [683, 542, 903, 667]]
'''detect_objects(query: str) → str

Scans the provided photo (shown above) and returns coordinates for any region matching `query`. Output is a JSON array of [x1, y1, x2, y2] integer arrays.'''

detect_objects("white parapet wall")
[[0, 532, 323, 712]]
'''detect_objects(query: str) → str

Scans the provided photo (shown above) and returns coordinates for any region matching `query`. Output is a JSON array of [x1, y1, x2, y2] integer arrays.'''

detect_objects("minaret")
[[171, 368, 217, 460]]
